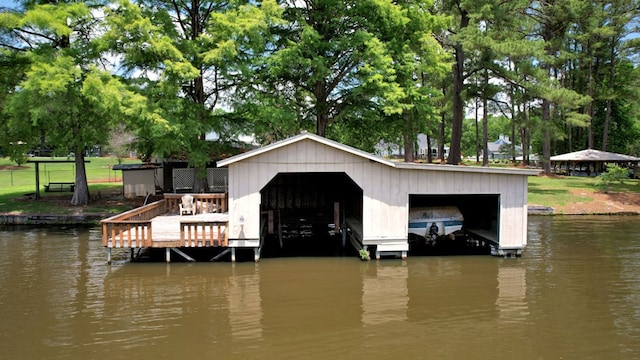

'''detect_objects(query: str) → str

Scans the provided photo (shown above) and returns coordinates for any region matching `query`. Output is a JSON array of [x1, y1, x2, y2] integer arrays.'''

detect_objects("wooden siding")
[[224, 137, 532, 250]]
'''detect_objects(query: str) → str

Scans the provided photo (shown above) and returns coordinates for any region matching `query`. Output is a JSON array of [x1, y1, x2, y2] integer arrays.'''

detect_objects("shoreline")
[[1, 206, 638, 226], [0, 213, 106, 226]]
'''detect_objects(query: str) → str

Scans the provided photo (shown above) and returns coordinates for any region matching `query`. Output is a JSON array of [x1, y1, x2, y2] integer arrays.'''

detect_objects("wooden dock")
[[101, 193, 229, 263]]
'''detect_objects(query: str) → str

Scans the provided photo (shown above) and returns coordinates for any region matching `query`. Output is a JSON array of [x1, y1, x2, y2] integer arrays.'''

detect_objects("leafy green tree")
[[1, 2, 144, 205], [242, 0, 448, 152], [436, 0, 532, 165], [381, 0, 449, 162], [103, 0, 280, 192]]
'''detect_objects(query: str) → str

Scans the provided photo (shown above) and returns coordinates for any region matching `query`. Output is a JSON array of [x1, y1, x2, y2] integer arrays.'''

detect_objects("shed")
[[113, 163, 163, 198], [217, 133, 539, 259], [551, 149, 640, 176]]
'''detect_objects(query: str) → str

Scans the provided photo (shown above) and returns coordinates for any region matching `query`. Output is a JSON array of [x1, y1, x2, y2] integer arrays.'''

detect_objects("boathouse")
[[218, 132, 539, 259], [102, 132, 539, 262]]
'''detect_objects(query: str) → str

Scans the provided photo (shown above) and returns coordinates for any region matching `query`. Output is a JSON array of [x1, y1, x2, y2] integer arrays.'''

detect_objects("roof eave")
[[217, 132, 396, 168], [395, 162, 541, 176]]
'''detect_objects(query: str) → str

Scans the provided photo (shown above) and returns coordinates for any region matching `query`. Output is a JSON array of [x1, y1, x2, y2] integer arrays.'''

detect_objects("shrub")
[[7, 143, 29, 166], [595, 164, 629, 192]]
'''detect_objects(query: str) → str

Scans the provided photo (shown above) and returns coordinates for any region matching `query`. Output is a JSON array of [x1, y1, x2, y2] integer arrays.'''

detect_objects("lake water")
[[1, 216, 639, 359]]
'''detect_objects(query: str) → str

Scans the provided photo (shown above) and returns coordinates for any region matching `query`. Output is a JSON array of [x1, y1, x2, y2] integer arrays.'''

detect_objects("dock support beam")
[[209, 248, 231, 262], [231, 248, 236, 262], [166, 248, 171, 263], [107, 248, 111, 264], [171, 248, 196, 262]]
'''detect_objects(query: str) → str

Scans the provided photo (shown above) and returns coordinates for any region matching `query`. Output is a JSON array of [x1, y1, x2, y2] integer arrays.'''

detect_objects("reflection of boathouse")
[[102, 132, 538, 262]]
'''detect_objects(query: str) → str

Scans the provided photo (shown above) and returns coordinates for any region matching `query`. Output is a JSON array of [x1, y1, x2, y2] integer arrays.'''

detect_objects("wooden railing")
[[101, 200, 166, 248], [163, 193, 228, 214], [102, 193, 229, 250], [180, 220, 229, 247]]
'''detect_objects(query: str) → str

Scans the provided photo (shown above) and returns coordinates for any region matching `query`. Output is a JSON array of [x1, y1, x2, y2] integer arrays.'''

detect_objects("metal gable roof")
[[216, 132, 396, 168], [550, 149, 640, 162], [217, 132, 540, 176]]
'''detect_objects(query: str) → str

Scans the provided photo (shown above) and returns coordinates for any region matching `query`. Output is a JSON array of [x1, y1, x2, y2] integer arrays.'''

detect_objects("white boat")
[[408, 206, 464, 241]]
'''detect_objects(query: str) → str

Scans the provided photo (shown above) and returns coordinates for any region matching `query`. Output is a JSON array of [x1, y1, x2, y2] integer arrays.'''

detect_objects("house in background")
[[485, 134, 522, 160], [375, 134, 449, 160]]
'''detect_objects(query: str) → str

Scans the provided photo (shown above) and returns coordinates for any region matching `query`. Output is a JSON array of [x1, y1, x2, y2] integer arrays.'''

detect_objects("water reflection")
[[361, 263, 408, 325], [228, 265, 263, 342], [496, 264, 529, 323], [2, 217, 640, 359]]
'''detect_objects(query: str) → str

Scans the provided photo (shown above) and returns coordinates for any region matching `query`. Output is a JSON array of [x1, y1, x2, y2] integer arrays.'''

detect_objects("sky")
[[0, 0, 17, 9]]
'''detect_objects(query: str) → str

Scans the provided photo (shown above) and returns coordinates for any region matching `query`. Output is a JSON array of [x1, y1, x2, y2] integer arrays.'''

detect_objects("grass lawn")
[[2, 155, 640, 215], [528, 175, 640, 208], [0, 156, 142, 214]]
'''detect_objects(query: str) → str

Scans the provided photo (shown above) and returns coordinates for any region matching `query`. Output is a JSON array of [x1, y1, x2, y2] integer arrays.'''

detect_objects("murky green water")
[[1, 216, 639, 359]]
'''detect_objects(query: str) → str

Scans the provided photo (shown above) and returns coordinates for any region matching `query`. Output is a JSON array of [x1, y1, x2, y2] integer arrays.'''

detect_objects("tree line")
[[1, 0, 639, 205]]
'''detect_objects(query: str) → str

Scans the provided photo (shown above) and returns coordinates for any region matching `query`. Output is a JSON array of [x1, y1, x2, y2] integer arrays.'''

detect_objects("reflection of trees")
[[101, 263, 266, 354], [228, 270, 262, 342], [496, 265, 529, 322], [362, 263, 408, 325]]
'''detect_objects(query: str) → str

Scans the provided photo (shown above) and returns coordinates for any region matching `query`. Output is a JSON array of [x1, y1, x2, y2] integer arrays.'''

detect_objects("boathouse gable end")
[[219, 133, 538, 258], [224, 138, 376, 241]]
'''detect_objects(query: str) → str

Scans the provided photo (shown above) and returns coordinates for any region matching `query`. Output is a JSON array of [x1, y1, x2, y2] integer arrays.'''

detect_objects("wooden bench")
[[44, 182, 75, 192]]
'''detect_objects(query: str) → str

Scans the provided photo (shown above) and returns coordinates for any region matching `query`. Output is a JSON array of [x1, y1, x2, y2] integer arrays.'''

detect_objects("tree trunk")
[[602, 39, 615, 152], [71, 146, 90, 206], [317, 112, 329, 137], [482, 69, 489, 167], [475, 96, 480, 163], [192, 73, 209, 193], [448, 43, 464, 165], [314, 79, 330, 137], [541, 98, 552, 175], [540, 16, 556, 176], [403, 132, 414, 162], [439, 110, 446, 162], [587, 44, 595, 149], [447, 9, 469, 165]]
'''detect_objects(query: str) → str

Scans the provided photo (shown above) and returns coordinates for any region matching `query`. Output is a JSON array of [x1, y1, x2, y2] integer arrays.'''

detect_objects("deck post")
[[231, 247, 236, 262], [334, 202, 340, 232], [166, 248, 171, 263], [106, 248, 111, 264], [254, 247, 260, 262]]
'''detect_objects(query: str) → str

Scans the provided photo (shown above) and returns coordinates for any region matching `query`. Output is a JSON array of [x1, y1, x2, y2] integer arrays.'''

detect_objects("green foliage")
[[595, 164, 629, 192], [243, 0, 448, 147], [7, 141, 28, 166], [0, 2, 152, 205], [102, 0, 282, 185], [0, 0, 639, 185]]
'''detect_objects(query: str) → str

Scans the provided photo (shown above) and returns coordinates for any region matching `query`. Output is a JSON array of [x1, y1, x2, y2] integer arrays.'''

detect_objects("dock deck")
[[148, 213, 229, 245], [102, 193, 230, 262]]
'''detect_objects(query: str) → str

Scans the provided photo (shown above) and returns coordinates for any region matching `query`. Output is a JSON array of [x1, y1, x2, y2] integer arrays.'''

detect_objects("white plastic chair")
[[179, 195, 195, 216]]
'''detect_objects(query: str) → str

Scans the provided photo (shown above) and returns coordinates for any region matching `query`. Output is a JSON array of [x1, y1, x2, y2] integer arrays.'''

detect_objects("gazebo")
[[550, 149, 640, 177]]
